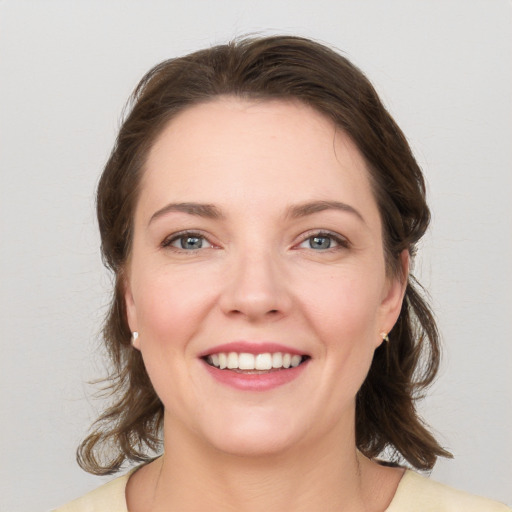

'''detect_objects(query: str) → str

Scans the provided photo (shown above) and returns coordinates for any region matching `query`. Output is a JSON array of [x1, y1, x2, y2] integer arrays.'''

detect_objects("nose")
[[219, 250, 292, 321]]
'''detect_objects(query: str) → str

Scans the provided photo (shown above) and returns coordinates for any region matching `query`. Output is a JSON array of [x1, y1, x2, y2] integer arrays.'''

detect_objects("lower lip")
[[202, 359, 309, 391]]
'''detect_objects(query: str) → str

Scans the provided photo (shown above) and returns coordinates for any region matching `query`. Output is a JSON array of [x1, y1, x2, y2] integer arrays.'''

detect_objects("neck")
[[142, 416, 374, 512]]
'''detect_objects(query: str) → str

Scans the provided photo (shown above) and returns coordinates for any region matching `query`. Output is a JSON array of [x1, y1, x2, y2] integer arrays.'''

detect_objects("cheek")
[[131, 268, 218, 410], [297, 266, 384, 341], [295, 266, 384, 393], [132, 266, 217, 348]]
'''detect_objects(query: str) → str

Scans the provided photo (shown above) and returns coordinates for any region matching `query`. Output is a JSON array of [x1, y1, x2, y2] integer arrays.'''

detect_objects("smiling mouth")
[[203, 352, 310, 373]]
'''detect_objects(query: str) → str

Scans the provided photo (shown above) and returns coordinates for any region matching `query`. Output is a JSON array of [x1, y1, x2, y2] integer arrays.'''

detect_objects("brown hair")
[[78, 35, 451, 475]]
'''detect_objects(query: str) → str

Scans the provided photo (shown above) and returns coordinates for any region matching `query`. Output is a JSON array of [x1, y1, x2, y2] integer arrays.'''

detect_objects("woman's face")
[[125, 98, 406, 456]]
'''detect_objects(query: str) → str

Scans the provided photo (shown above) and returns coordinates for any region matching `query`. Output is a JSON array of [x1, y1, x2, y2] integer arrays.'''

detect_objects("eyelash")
[[160, 230, 350, 252], [161, 231, 213, 252], [295, 231, 350, 251]]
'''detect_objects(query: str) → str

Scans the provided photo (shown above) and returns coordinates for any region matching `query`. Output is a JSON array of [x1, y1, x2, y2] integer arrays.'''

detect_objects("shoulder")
[[387, 470, 511, 512], [52, 473, 129, 512]]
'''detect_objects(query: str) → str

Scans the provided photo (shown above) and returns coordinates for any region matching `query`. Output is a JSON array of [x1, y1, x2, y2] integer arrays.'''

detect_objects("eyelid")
[[161, 230, 215, 251], [160, 229, 349, 252], [294, 230, 351, 249]]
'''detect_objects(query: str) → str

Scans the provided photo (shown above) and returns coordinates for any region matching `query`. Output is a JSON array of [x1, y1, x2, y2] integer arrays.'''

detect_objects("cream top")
[[54, 469, 511, 511]]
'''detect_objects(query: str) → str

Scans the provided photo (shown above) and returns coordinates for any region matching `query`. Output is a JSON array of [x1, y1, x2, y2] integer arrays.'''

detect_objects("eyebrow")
[[148, 199, 365, 226], [286, 200, 366, 223], [149, 202, 224, 225]]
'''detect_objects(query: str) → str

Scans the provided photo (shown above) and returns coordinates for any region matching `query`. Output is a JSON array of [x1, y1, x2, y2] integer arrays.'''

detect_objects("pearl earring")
[[379, 332, 390, 343], [131, 331, 139, 345]]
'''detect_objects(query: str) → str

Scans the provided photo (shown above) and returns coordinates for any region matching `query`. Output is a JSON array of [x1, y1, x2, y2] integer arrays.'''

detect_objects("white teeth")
[[206, 351, 305, 371], [255, 353, 272, 370], [291, 355, 301, 367], [272, 352, 283, 368], [238, 353, 255, 370], [227, 352, 238, 369]]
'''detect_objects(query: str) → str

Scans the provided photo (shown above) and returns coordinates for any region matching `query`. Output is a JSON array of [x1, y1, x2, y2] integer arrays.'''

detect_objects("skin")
[[124, 98, 408, 511]]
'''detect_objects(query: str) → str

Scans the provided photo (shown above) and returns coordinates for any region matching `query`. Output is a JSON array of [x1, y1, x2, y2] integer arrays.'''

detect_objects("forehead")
[[140, 98, 379, 223]]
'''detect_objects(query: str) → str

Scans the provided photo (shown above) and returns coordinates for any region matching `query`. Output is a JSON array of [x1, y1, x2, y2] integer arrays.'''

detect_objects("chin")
[[201, 411, 308, 458], [210, 431, 299, 458]]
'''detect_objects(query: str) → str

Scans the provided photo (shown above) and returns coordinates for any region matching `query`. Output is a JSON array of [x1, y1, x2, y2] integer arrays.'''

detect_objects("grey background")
[[0, 1, 510, 510]]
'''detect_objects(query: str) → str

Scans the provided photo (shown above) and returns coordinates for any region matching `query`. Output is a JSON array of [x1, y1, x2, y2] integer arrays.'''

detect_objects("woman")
[[56, 36, 510, 511]]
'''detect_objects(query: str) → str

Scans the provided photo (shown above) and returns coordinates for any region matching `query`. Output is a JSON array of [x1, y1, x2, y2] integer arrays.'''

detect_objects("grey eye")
[[179, 236, 204, 250], [184, 236, 203, 249], [297, 232, 347, 251], [309, 236, 332, 250], [166, 234, 212, 250]]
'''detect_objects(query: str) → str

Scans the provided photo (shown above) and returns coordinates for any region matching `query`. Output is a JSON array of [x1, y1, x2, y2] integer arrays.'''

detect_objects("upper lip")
[[198, 341, 308, 358]]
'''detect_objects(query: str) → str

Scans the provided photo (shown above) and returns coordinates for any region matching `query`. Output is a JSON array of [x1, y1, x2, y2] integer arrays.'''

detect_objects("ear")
[[123, 274, 141, 350], [376, 249, 409, 347]]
